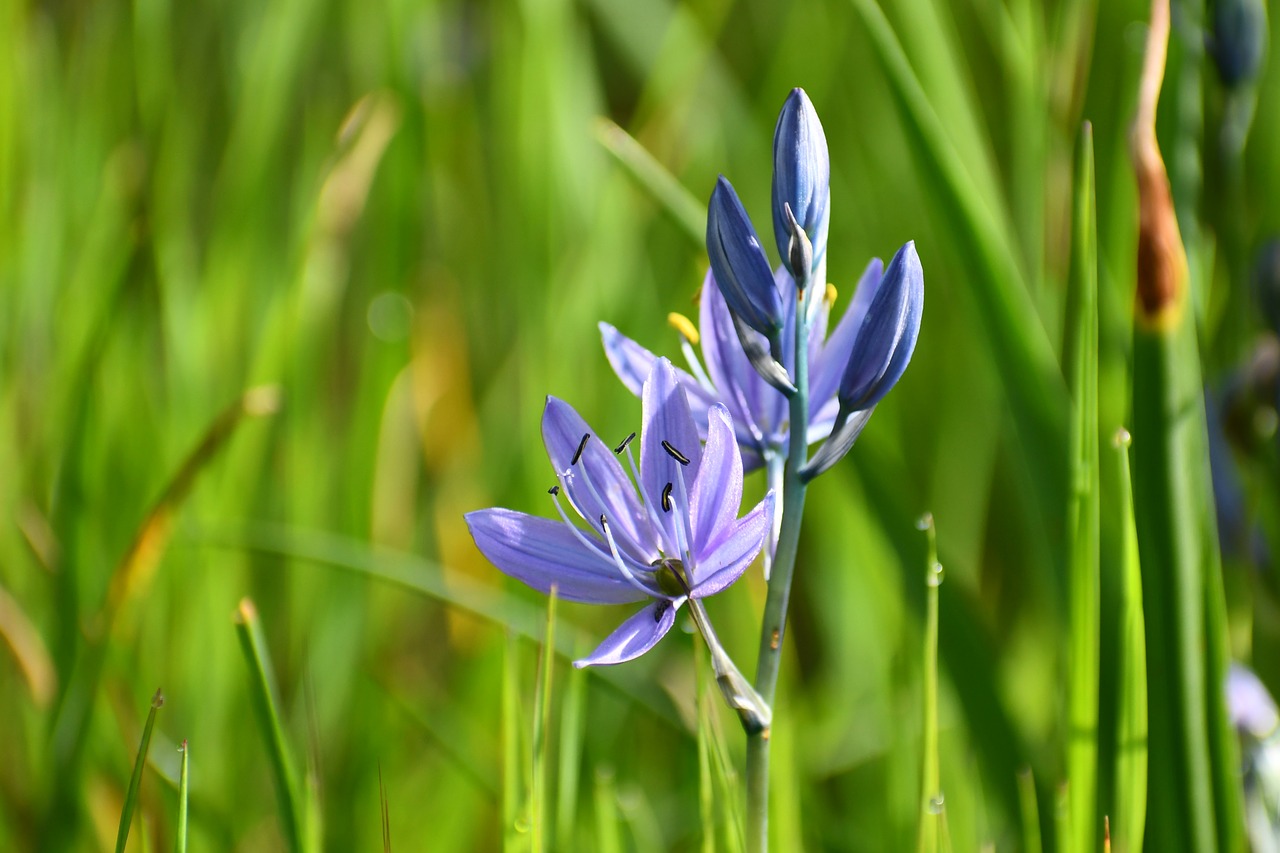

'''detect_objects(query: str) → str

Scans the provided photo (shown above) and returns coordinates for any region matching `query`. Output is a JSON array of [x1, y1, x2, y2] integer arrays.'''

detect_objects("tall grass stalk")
[[916, 514, 944, 853], [234, 599, 304, 853], [1064, 121, 1101, 853], [115, 688, 164, 853]]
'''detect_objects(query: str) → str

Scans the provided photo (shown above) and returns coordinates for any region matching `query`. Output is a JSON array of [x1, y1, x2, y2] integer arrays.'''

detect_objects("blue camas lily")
[[465, 359, 774, 669]]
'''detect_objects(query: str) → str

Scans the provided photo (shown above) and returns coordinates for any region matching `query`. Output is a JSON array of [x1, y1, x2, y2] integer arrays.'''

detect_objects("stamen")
[[622, 444, 667, 546], [667, 312, 700, 345], [673, 463, 694, 566], [661, 440, 690, 465], [613, 432, 636, 454], [661, 482, 673, 513], [573, 445, 654, 563], [548, 485, 560, 496], [571, 433, 590, 466], [548, 488, 615, 563], [825, 282, 838, 307], [600, 515, 658, 597]]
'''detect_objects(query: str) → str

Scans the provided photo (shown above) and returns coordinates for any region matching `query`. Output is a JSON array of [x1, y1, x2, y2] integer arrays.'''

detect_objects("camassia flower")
[[465, 358, 774, 669], [600, 259, 884, 474]]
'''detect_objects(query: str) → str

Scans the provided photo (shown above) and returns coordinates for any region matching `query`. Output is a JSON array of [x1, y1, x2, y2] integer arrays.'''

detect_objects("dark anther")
[[661, 440, 690, 465], [614, 432, 636, 454], [661, 482, 674, 512], [654, 600, 670, 623], [571, 433, 590, 465], [599, 513, 609, 529], [548, 485, 560, 496]]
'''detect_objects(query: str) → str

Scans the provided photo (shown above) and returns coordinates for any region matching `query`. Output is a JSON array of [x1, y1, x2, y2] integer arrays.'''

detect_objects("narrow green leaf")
[[555, 662, 587, 852], [694, 638, 716, 853], [234, 599, 302, 853], [1016, 768, 1042, 853], [594, 118, 706, 245], [594, 767, 623, 853], [847, 0, 1071, 531], [531, 588, 557, 853], [115, 688, 164, 853], [502, 632, 523, 853], [1063, 121, 1101, 853], [175, 739, 189, 853], [916, 513, 943, 853], [1108, 428, 1147, 853]]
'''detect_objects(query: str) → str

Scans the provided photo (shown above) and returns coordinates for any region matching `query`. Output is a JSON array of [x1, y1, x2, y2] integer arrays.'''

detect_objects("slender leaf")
[[115, 688, 164, 853], [1063, 121, 1100, 853]]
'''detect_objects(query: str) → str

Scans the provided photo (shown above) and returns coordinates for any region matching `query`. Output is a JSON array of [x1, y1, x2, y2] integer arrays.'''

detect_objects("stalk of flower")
[[464, 358, 774, 729]]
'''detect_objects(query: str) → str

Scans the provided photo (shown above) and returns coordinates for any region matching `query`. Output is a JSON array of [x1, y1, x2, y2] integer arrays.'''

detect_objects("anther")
[[661, 440, 690, 465], [571, 433, 590, 466], [667, 312, 700, 345], [599, 513, 608, 529], [614, 432, 636, 454], [661, 482, 674, 512], [654, 600, 670, 623], [548, 485, 560, 496]]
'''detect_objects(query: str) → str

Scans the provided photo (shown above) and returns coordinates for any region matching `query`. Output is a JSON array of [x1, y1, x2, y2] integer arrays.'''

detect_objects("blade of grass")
[[234, 598, 303, 853], [1016, 768, 1042, 853], [531, 588, 557, 853], [1063, 121, 1101, 853], [555, 657, 587, 852], [1108, 428, 1147, 853], [916, 513, 943, 853], [594, 767, 623, 853], [594, 118, 705, 246], [694, 637, 716, 853], [175, 740, 189, 853], [847, 0, 1071, 530], [115, 688, 164, 853], [502, 631, 524, 852], [378, 763, 390, 853]]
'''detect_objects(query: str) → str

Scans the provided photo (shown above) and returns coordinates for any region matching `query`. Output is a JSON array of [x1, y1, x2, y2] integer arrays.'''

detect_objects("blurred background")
[[1, 0, 1278, 849]]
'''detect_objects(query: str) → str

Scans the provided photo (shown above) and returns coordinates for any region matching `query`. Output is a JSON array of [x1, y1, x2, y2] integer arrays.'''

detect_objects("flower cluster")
[[467, 88, 923, 672]]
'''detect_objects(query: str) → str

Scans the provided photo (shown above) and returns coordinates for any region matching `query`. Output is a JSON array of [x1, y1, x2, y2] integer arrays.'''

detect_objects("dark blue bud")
[[838, 241, 923, 411], [707, 176, 784, 337], [772, 88, 830, 278], [1209, 0, 1266, 88]]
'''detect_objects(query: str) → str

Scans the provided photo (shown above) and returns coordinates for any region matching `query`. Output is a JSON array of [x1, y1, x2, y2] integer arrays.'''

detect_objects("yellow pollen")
[[667, 312, 700, 345], [824, 283, 838, 307]]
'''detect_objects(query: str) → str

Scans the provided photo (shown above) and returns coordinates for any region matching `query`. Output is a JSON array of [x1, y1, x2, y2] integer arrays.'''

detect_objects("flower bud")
[[707, 175, 785, 337], [772, 88, 830, 278], [837, 241, 923, 411]]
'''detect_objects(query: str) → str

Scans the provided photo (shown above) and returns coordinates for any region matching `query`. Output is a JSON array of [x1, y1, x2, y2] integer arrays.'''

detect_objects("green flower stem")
[[745, 273, 813, 853]]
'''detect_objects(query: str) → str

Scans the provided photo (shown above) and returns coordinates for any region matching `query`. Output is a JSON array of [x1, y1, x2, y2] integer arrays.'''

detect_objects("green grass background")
[[1, 0, 1278, 849]]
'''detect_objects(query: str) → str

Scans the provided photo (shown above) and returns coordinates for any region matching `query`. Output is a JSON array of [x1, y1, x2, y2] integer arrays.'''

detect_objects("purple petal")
[[573, 599, 679, 667], [689, 405, 743, 556], [692, 491, 775, 596], [1228, 663, 1279, 738], [641, 359, 703, 552], [543, 398, 654, 563], [465, 509, 648, 604], [599, 322, 717, 435], [700, 271, 771, 452], [810, 258, 883, 413]]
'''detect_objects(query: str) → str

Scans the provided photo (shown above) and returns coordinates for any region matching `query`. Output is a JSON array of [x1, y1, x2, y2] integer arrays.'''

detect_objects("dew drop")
[[927, 793, 946, 814], [915, 512, 934, 531], [927, 562, 945, 587]]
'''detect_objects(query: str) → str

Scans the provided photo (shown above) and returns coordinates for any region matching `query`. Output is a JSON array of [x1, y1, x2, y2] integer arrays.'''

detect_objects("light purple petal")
[[640, 359, 703, 553], [809, 258, 883, 413], [599, 322, 717, 434], [1228, 663, 1279, 738], [573, 599, 679, 667], [465, 509, 648, 605], [689, 405, 743, 556], [701, 268, 757, 445], [692, 491, 775, 596], [543, 397, 654, 564]]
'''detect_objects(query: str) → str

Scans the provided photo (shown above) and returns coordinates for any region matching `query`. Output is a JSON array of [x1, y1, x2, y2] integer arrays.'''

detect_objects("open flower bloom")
[[465, 359, 774, 668], [600, 258, 884, 473]]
